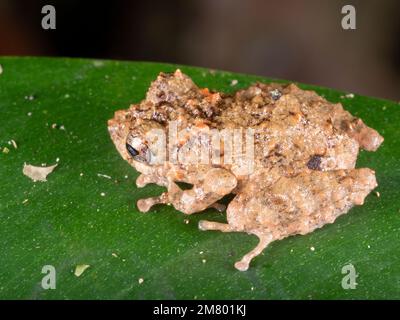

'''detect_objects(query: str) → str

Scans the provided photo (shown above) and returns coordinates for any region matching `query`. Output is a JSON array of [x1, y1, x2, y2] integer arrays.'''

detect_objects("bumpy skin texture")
[[108, 70, 383, 271]]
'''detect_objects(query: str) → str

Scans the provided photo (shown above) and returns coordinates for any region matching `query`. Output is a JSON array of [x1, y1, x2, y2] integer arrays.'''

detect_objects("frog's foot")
[[234, 232, 274, 271], [137, 193, 168, 212]]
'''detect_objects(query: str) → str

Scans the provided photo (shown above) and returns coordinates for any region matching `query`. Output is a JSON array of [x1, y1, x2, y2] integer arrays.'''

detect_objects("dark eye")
[[126, 143, 139, 157]]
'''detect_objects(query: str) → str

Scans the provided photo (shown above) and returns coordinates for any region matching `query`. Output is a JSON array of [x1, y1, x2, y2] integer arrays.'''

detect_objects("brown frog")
[[108, 69, 383, 271]]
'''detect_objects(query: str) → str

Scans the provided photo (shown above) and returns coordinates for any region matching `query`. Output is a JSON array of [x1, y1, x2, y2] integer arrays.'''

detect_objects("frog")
[[108, 69, 383, 271]]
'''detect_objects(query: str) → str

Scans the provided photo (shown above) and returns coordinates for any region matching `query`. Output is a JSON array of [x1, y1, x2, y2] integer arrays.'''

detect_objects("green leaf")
[[0, 57, 398, 299]]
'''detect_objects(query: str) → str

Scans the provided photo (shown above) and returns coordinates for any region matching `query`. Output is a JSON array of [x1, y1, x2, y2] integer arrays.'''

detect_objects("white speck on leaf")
[[2, 147, 10, 154], [310, 246, 315, 251], [100, 192, 106, 197], [97, 173, 112, 179], [9, 140, 18, 149], [231, 79, 238, 86], [138, 278, 144, 284], [74, 264, 90, 277], [23, 163, 57, 182], [0, 64, 3, 75], [202, 259, 207, 264], [93, 60, 104, 67]]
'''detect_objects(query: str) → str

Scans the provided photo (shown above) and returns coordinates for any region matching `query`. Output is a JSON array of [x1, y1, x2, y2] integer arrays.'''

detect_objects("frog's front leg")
[[137, 168, 237, 214], [136, 173, 168, 188]]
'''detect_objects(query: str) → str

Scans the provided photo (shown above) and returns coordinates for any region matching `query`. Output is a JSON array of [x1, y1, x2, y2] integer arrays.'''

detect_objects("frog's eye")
[[126, 143, 139, 157], [126, 139, 152, 164]]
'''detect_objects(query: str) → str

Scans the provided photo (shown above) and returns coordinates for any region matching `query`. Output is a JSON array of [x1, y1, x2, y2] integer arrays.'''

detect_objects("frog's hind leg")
[[199, 220, 274, 271], [234, 232, 274, 271]]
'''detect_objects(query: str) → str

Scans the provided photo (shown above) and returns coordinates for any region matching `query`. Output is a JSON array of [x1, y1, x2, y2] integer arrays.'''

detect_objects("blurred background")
[[0, 0, 399, 100]]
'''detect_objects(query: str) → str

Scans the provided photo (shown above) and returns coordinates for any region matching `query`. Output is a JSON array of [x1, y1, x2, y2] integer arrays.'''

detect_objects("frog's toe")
[[137, 199, 152, 212], [234, 260, 249, 272]]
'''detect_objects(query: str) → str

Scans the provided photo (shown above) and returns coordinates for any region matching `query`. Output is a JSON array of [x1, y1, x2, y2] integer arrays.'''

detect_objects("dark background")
[[1, 0, 399, 100]]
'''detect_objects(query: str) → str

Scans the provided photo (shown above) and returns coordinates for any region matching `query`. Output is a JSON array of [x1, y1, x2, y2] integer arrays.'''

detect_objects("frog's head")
[[125, 131, 152, 164], [125, 120, 166, 172], [108, 108, 167, 171]]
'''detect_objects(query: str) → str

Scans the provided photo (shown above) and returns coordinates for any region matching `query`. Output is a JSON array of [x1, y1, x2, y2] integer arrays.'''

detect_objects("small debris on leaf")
[[23, 163, 58, 182], [111, 253, 118, 258], [138, 278, 144, 284], [375, 191, 380, 198], [97, 173, 112, 179], [74, 264, 90, 277], [202, 259, 207, 264], [22, 199, 29, 204], [341, 93, 355, 99], [184, 219, 190, 224], [93, 60, 104, 67], [100, 192, 106, 197], [8, 140, 18, 149], [0, 64, 3, 75], [24, 95, 35, 101], [310, 246, 315, 251], [230, 79, 238, 86], [27, 112, 32, 117], [2, 147, 10, 154]]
